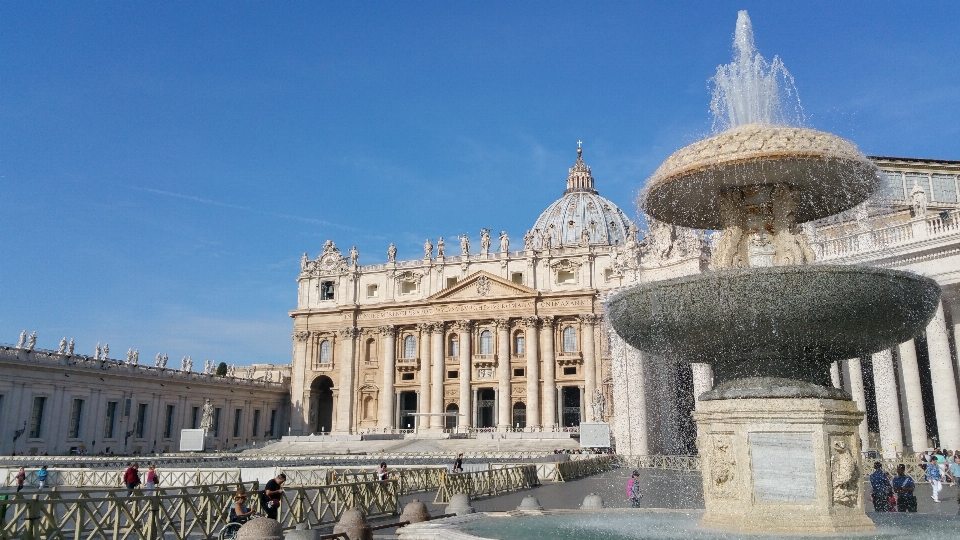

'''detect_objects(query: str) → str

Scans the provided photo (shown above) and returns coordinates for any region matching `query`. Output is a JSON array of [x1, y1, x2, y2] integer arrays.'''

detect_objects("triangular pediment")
[[428, 271, 538, 301]]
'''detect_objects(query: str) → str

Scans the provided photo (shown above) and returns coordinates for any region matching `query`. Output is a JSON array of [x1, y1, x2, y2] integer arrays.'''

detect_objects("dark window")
[[448, 336, 459, 357], [563, 366, 577, 375], [269, 409, 277, 437], [513, 368, 525, 377], [233, 408, 242, 438], [104, 401, 118, 438], [69, 399, 84, 438], [191, 406, 200, 429], [513, 402, 527, 429], [320, 281, 335, 300], [447, 370, 459, 379], [252, 410, 261, 438], [29, 396, 46, 438], [213, 408, 222, 437], [401, 373, 415, 381], [136, 403, 148, 438], [124, 398, 132, 417], [164, 405, 175, 439]]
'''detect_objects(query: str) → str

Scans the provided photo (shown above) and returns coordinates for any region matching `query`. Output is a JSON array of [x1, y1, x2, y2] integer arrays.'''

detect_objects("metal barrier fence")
[[492, 455, 618, 482], [433, 465, 539, 504], [634, 455, 702, 472], [4, 467, 244, 489], [0, 480, 398, 540]]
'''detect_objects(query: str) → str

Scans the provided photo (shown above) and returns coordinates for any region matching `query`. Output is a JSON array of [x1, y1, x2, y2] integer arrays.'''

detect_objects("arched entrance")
[[310, 376, 334, 433], [445, 403, 459, 430], [512, 402, 526, 429]]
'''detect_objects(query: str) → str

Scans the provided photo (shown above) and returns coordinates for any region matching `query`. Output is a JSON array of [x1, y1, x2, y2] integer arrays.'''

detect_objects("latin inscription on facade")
[[750, 432, 817, 503], [353, 301, 536, 320]]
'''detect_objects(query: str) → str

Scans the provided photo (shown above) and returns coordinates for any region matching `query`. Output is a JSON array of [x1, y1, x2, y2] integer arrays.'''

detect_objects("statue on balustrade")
[[480, 228, 492, 255], [25, 332, 36, 351], [57, 337, 67, 354], [387, 243, 397, 263], [499, 231, 509, 253], [423, 238, 433, 259], [16, 330, 26, 349], [349, 245, 359, 266]]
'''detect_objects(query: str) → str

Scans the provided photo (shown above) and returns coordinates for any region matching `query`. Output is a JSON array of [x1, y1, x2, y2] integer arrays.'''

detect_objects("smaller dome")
[[530, 148, 635, 248]]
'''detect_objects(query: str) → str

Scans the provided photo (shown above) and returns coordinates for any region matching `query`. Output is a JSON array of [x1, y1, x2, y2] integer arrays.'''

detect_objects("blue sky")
[[2, 2, 959, 365]]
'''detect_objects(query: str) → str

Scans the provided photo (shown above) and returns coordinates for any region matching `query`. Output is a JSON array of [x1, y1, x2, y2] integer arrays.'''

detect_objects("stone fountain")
[[607, 11, 941, 535]]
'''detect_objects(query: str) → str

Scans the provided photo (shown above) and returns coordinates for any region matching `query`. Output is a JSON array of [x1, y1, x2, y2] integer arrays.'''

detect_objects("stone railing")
[[810, 209, 960, 262], [0, 480, 398, 540], [0, 345, 287, 390], [432, 464, 539, 504]]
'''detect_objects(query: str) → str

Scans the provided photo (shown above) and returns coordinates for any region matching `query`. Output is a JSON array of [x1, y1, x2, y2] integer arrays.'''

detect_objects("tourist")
[[230, 488, 254, 524], [949, 455, 960, 487], [36, 465, 48, 490], [144, 464, 159, 495], [891, 464, 917, 513], [123, 462, 141, 496], [925, 458, 943, 503], [377, 462, 390, 482], [869, 462, 892, 512], [261, 473, 286, 520], [15, 467, 26, 492], [453, 454, 464, 473], [626, 470, 642, 508]]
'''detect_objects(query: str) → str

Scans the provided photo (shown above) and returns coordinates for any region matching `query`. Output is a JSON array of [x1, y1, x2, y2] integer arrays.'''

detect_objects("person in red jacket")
[[123, 462, 141, 496]]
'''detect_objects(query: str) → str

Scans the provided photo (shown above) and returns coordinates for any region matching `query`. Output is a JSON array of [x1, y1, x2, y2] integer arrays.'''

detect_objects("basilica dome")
[[531, 148, 635, 248]]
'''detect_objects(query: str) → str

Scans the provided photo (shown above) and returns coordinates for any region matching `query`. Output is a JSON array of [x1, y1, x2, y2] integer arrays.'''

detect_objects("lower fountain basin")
[[414, 511, 960, 540], [606, 265, 940, 388]]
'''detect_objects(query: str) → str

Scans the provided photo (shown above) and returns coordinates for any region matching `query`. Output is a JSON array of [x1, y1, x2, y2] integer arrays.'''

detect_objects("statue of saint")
[[423, 238, 433, 259], [459, 234, 470, 256], [126, 349, 133, 363], [592, 388, 606, 422], [16, 330, 26, 349], [200, 399, 214, 431], [161, 354, 168, 368], [67, 338, 75, 355], [156, 353, 163, 367], [181, 356, 187, 370], [499, 231, 509, 253], [911, 181, 928, 217], [479, 229, 492, 255], [300, 252, 308, 271], [25, 332, 36, 351], [387, 243, 397, 263], [437, 237, 445, 257], [132, 349, 139, 365], [349, 246, 359, 266], [523, 230, 534, 250], [580, 227, 591, 247], [57, 337, 67, 354], [95, 342, 102, 360]]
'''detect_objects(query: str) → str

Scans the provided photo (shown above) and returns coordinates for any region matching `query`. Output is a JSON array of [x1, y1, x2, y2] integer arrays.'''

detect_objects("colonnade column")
[[842, 358, 870, 448], [455, 320, 473, 429], [872, 349, 904, 457], [829, 362, 842, 389], [417, 323, 432, 424], [897, 339, 928, 451], [430, 323, 445, 430], [523, 316, 541, 429], [378, 325, 397, 430], [495, 319, 512, 429], [335, 327, 359, 433], [691, 363, 714, 410], [926, 302, 960, 450], [541, 316, 557, 428], [580, 314, 598, 422]]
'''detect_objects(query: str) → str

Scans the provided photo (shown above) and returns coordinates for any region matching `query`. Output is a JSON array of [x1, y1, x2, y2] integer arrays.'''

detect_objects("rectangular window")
[[252, 409, 261, 438], [511, 272, 523, 284], [557, 270, 576, 284], [320, 281, 335, 300], [445, 277, 458, 288], [136, 403, 148, 438], [104, 401, 118, 438], [233, 408, 242, 438], [447, 370, 459, 379], [401, 372, 415, 381], [191, 406, 200, 429], [69, 399, 84, 438], [124, 398, 132, 417], [906, 173, 932, 200], [513, 368, 525, 377], [932, 174, 958, 203], [878, 170, 905, 200], [562, 367, 577, 376], [366, 284, 379, 298], [515, 335, 525, 355], [400, 281, 417, 294], [449, 339, 459, 357], [269, 409, 277, 437], [29, 396, 46, 438], [213, 408, 222, 437], [164, 405, 175, 439]]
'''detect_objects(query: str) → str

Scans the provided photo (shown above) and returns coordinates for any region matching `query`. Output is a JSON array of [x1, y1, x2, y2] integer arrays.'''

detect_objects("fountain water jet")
[[608, 10, 941, 535]]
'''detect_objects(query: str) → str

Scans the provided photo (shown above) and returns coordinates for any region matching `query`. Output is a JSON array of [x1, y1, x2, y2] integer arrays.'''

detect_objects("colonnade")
[[322, 314, 601, 433]]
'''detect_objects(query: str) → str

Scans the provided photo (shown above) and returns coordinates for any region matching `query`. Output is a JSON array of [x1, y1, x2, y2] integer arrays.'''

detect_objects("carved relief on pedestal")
[[830, 435, 860, 507], [701, 433, 739, 500]]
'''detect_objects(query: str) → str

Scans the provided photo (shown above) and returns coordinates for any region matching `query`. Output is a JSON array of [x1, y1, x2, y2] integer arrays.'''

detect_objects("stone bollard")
[[236, 518, 284, 540], [516, 496, 543, 511], [332, 508, 372, 540], [399, 499, 431, 524], [284, 523, 320, 540], [445, 493, 475, 516], [580, 493, 604, 510]]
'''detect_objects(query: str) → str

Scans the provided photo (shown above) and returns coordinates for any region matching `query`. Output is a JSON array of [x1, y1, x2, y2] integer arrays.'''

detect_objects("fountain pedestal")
[[694, 397, 875, 534]]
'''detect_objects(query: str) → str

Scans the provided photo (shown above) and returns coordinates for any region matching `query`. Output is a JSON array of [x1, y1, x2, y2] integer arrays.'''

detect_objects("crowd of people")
[[869, 448, 960, 512]]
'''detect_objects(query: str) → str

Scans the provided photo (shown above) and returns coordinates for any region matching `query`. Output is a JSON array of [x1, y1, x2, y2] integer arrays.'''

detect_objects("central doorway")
[[477, 388, 496, 428], [561, 386, 581, 427], [310, 376, 334, 433], [398, 391, 418, 430]]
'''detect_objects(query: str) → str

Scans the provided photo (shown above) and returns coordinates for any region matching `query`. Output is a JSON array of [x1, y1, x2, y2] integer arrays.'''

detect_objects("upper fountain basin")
[[640, 124, 879, 229], [606, 265, 940, 386]]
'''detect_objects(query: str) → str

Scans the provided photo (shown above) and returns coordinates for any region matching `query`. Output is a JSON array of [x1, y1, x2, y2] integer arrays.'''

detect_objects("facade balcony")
[[472, 354, 497, 368], [556, 351, 583, 366], [396, 357, 420, 372]]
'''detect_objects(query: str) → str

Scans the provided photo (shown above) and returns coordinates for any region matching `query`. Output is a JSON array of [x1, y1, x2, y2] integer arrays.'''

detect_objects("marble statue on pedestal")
[[200, 399, 214, 431], [387, 243, 397, 263], [25, 332, 36, 351], [57, 337, 67, 354], [349, 246, 359, 266], [67, 338, 75, 355], [480, 229, 491, 255], [16, 330, 26, 349], [499, 231, 509, 253], [423, 239, 433, 259], [436, 237, 445, 257], [459, 234, 470, 256]]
